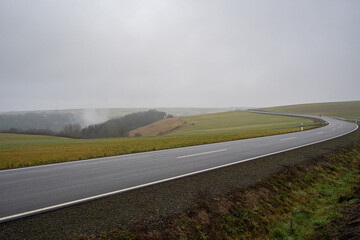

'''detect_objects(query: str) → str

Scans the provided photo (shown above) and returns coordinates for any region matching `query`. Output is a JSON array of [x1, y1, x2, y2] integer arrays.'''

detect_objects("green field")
[[0, 133, 75, 146], [263, 101, 360, 120], [0, 111, 318, 169], [174, 111, 314, 136]]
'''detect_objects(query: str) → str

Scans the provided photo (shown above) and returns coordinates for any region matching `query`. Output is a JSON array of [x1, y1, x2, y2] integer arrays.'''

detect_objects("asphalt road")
[[0, 112, 358, 223]]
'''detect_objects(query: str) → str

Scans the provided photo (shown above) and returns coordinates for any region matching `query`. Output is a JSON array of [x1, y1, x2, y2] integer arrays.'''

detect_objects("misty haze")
[[0, 0, 359, 112], [0, 1, 359, 239]]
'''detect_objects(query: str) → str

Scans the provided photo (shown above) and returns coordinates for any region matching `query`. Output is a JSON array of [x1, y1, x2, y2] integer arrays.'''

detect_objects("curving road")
[[0, 112, 358, 223]]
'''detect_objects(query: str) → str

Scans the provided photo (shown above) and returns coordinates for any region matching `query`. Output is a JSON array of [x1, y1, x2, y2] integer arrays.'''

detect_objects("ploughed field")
[[0, 111, 317, 169]]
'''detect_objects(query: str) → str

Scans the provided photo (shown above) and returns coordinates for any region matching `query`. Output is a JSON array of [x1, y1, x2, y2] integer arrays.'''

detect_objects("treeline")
[[2, 128, 57, 136], [3, 110, 169, 139], [0, 112, 81, 132], [75, 110, 167, 138]]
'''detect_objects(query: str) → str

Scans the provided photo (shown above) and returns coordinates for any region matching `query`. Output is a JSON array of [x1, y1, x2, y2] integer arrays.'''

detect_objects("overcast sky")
[[0, 0, 359, 112]]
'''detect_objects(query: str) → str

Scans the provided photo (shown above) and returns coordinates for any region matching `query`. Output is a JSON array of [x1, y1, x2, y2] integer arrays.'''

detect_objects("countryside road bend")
[[0, 113, 357, 222]]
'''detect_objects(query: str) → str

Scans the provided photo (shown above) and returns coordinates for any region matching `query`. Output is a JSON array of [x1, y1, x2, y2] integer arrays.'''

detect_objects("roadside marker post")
[[301, 123, 303, 131]]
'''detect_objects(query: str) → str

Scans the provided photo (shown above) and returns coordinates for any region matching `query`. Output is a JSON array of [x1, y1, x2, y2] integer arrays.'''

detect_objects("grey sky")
[[0, 0, 359, 112]]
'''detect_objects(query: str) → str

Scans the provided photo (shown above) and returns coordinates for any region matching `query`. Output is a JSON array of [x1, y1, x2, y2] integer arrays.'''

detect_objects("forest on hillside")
[[1, 110, 169, 139], [0, 112, 81, 132]]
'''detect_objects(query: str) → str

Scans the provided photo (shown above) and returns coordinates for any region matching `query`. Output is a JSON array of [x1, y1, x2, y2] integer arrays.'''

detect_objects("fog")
[[0, 0, 359, 112], [80, 109, 111, 127]]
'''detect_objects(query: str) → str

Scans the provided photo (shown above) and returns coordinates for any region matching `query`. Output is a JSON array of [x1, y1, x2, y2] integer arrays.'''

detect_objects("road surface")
[[0, 112, 357, 223]]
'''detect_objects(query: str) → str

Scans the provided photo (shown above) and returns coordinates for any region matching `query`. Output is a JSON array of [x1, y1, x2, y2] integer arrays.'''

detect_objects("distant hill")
[[0, 109, 147, 131], [156, 107, 237, 117], [129, 110, 320, 139], [78, 110, 168, 138], [0, 107, 236, 132], [0, 112, 82, 132], [262, 101, 360, 120]]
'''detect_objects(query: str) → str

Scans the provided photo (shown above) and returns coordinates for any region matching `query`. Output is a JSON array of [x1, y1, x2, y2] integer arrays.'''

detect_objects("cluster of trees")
[[60, 110, 168, 138], [3, 128, 57, 136], [0, 112, 81, 132], [1, 110, 169, 139]]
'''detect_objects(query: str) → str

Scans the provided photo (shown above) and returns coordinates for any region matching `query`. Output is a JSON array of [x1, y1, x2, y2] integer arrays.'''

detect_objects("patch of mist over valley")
[[80, 109, 112, 127], [0, 107, 238, 133]]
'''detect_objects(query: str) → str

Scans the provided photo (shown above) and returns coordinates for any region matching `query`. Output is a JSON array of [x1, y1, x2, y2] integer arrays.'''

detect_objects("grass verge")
[[0, 127, 358, 240], [94, 142, 360, 239]]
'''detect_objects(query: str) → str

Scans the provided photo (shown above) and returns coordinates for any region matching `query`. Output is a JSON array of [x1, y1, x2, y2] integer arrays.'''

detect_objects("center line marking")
[[280, 137, 296, 141], [316, 132, 324, 134], [177, 149, 228, 159]]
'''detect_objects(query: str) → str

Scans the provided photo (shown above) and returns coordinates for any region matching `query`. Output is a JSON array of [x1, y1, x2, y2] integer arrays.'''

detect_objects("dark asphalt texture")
[[0, 113, 357, 223]]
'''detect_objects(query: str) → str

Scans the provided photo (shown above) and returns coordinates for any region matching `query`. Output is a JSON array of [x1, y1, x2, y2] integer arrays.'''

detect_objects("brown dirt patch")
[[129, 117, 189, 137]]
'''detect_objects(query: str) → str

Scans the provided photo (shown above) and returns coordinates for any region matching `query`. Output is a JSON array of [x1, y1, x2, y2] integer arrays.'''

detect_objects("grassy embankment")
[[97, 141, 360, 240], [0, 111, 318, 169], [264, 100, 360, 120]]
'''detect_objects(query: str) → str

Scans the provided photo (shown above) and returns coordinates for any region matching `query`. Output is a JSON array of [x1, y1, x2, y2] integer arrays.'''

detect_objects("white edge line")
[[177, 149, 227, 159], [0, 123, 357, 223]]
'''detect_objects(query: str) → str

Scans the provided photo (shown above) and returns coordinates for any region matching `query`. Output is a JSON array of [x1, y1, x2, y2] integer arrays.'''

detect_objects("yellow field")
[[0, 111, 317, 169], [129, 117, 188, 137]]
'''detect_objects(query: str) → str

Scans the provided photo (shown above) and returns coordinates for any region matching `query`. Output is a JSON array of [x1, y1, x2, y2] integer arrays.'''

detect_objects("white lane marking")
[[280, 137, 296, 141], [0, 114, 333, 173], [316, 132, 324, 134], [177, 149, 228, 159], [0, 140, 231, 173], [0, 116, 358, 223], [1, 123, 358, 223], [332, 128, 336, 131]]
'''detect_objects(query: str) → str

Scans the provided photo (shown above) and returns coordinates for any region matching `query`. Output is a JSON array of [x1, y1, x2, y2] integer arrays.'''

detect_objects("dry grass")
[[129, 117, 188, 137]]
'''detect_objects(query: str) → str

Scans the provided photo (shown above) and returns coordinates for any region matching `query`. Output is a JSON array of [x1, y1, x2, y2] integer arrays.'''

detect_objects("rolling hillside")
[[0, 107, 236, 132], [129, 117, 189, 137], [263, 101, 360, 120], [172, 111, 317, 136], [0, 110, 317, 169], [129, 110, 318, 138]]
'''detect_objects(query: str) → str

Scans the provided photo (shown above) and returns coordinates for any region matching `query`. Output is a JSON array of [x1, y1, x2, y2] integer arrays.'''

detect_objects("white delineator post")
[[301, 123, 303, 131]]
